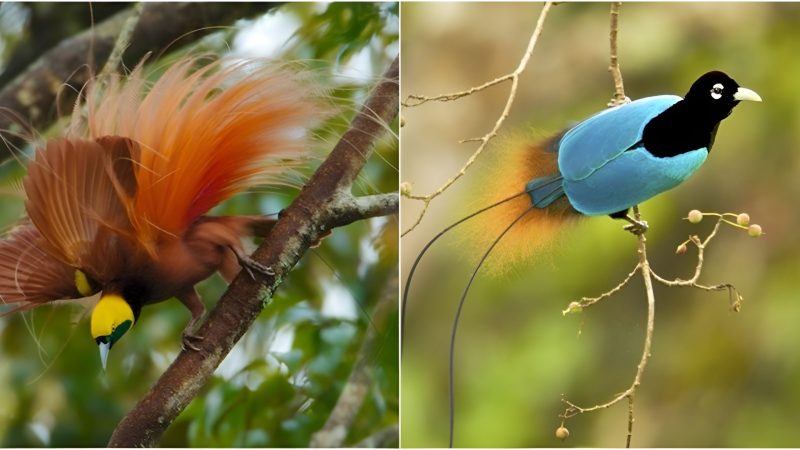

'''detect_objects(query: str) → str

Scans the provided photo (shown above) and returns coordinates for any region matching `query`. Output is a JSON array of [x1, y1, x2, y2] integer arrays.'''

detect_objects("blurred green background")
[[0, 2, 398, 447], [401, 2, 800, 447]]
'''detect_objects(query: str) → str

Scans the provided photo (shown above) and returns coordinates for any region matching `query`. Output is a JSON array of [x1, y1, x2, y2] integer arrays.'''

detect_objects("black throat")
[[641, 99, 729, 158]]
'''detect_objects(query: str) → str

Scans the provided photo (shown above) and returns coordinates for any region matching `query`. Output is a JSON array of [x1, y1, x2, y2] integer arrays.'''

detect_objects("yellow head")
[[91, 293, 134, 370]]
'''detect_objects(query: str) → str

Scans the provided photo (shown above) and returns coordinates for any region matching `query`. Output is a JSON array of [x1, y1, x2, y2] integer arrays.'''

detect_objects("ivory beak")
[[734, 87, 762, 102]]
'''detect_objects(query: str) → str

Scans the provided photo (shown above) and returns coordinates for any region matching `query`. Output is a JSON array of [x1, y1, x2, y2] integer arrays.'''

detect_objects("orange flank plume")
[[69, 57, 328, 251], [454, 131, 581, 275]]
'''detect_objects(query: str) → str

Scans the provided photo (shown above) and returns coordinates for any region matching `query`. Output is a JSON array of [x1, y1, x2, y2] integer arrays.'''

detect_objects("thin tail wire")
[[400, 190, 528, 354], [448, 205, 536, 448]]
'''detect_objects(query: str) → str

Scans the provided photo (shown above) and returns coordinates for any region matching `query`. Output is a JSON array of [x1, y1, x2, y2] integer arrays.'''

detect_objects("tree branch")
[[107, 56, 399, 448], [559, 208, 758, 446], [0, 2, 280, 163], [401, 2, 553, 236], [310, 272, 398, 448], [607, 1, 627, 106]]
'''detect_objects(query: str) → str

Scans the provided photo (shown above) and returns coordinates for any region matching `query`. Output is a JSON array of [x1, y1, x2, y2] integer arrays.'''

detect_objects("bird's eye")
[[710, 83, 724, 100]]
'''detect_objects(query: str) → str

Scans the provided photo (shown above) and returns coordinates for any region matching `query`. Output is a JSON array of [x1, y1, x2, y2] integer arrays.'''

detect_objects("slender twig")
[[560, 209, 751, 446], [563, 264, 639, 314], [650, 215, 744, 312], [561, 207, 655, 450], [608, 2, 627, 106], [626, 396, 634, 448], [401, 2, 553, 236]]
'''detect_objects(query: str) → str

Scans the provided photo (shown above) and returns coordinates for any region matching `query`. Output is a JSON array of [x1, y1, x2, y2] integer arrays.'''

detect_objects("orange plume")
[[69, 57, 328, 252], [454, 132, 580, 275]]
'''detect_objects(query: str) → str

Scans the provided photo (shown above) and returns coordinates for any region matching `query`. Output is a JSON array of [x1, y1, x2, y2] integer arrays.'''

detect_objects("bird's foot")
[[623, 219, 649, 235], [180, 311, 205, 351], [237, 253, 276, 279], [181, 332, 204, 351]]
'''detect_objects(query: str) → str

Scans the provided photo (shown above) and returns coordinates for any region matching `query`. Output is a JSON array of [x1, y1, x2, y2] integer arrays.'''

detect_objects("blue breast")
[[552, 95, 709, 215], [563, 146, 708, 215]]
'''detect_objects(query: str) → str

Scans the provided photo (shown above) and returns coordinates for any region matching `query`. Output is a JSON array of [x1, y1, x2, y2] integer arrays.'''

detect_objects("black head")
[[684, 71, 762, 121]]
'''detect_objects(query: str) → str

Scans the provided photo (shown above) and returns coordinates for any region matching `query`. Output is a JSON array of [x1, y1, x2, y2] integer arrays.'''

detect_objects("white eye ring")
[[710, 83, 724, 100]]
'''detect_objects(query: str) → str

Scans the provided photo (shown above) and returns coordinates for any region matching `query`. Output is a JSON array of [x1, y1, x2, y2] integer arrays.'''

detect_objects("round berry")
[[748, 224, 762, 237], [736, 213, 750, 226], [687, 210, 703, 224], [555, 426, 569, 440]]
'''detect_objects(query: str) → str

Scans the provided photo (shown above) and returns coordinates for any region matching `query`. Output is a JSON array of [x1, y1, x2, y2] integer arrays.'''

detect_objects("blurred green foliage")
[[0, 2, 397, 447], [402, 2, 800, 447]]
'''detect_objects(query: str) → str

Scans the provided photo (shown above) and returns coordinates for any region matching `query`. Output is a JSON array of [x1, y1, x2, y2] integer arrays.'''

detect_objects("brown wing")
[[22, 137, 140, 282], [0, 224, 82, 313]]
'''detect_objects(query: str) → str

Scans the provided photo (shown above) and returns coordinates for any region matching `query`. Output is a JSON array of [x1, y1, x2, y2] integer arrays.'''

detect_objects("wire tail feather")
[[449, 205, 536, 447], [401, 191, 527, 353], [454, 133, 580, 275]]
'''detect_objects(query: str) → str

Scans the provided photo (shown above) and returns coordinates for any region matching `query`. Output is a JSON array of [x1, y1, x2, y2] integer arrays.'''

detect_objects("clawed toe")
[[237, 253, 275, 279], [623, 219, 649, 235], [181, 333, 205, 351]]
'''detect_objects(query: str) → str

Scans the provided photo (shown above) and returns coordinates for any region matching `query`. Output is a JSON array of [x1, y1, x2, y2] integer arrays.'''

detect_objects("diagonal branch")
[[107, 56, 399, 448], [401, 2, 553, 236]]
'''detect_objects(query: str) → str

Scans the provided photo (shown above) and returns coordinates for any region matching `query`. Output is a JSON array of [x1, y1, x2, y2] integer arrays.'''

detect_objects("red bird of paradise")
[[0, 56, 327, 369]]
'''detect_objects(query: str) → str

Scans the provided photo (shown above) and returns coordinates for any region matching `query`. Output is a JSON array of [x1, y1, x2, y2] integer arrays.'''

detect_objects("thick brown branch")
[[107, 56, 399, 447], [0, 2, 280, 163]]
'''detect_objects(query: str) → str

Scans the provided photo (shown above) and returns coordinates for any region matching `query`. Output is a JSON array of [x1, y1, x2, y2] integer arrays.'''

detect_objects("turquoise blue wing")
[[563, 146, 708, 215], [558, 95, 682, 181]]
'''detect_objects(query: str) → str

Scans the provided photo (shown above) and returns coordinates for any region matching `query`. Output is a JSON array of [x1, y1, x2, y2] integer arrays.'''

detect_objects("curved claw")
[[181, 332, 204, 351], [232, 246, 275, 279], [623, 219, 649, 236]]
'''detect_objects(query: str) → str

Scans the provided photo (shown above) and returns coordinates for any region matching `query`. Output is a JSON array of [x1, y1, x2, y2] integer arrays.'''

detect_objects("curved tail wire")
[[400, 191, 528, 354], [448, 205, 535, 447]]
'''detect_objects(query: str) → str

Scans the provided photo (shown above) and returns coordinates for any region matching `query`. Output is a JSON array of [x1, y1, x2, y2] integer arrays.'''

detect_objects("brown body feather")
[[0, 56, 326, 317]]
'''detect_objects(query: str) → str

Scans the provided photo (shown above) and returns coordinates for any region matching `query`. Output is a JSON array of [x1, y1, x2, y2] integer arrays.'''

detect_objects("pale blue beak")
[[99, 341, 110, 371]]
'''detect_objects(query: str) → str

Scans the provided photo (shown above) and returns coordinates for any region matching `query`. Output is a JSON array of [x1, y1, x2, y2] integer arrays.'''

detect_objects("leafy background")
[[0, 2, 398, 447], [402, 2, 800, 447]]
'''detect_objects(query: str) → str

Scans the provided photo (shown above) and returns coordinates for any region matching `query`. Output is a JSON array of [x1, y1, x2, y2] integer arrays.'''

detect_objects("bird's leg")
[[610, 209, 649, 235], [178, 289, 206, 351], [231, 245, 275, 279], [621, 214, 649, 235]]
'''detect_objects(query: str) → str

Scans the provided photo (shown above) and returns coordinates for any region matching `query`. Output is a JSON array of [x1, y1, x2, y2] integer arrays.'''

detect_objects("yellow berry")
[[675, 243, 688, 255], [555, 426, 569, 440], [736, 213, 750, 226], [748, 224, 762, 237], [687, 210, 703, 224], [400, 181, 412, 196]]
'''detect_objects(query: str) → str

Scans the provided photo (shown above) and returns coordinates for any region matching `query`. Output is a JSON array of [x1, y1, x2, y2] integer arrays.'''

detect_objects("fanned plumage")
[[456, 133, 579, 275], [0, 224, 80, 312], [23, 136, 140, 281], [70, 57, 324, 251]]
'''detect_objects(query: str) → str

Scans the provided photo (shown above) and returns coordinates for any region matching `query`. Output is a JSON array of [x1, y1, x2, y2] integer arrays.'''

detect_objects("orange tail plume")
[[454, 132, 581, 275], [69, 56, 329, 251]]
